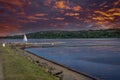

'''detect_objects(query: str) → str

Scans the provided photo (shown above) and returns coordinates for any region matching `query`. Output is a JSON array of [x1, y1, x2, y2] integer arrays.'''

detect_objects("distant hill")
[[2, 29, 120, 39]]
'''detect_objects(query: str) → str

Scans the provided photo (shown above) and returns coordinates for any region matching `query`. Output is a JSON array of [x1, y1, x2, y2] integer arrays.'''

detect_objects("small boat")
[[23, 34, 27, 42], [2, 43, 5, 47]]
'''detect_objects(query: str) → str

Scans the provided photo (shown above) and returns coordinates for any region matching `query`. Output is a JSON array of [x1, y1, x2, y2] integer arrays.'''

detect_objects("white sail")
[[2, 43, 5, 47], [23, 34, 27, 42]]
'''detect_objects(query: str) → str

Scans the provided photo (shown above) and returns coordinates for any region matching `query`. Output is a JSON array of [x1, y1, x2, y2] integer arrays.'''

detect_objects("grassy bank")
[[0, 45, 57, 80]]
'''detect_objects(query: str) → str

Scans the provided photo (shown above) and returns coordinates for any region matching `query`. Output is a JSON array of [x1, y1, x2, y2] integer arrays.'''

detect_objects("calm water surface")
[[1, 38, 120, 80]]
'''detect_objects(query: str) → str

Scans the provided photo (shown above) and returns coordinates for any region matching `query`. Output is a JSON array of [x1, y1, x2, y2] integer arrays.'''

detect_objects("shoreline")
[[25, 50, 98, 80], [13, 44, 98, 80]]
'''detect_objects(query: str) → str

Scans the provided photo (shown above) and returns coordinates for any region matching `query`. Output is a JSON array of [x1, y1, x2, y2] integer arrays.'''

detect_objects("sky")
[[0, 0, 120, 36]]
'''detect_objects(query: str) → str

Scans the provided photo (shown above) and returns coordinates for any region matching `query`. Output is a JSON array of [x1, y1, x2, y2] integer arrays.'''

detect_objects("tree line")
[[1, 29, 120, 39]]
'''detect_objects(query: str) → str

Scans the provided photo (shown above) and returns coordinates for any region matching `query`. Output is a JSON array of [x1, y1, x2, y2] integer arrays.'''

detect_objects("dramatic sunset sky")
[[0, 0, 120, 36]]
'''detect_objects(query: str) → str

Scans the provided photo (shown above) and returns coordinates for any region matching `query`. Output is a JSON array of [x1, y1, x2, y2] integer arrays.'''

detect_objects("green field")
[[0, 45, 57, 80]]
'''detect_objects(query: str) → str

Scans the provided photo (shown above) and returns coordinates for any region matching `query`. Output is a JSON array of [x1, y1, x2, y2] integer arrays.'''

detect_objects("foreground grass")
[[0, 45, 57, 80]]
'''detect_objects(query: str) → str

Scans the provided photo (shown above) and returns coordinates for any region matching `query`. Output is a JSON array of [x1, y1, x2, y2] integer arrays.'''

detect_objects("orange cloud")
[[0, 0, 28, 16], [112, 13, 120, 16], [93, 7, 120, 25], [27, 14, 49, 22], [53, 1, 82, 12], [0, 0, 26, 6], [65, 13, 79, 17], [72, 5, 82, 11], [107, 8, 120, 12], [27, 16, 41, 20], [0, 24, 20, 36], [94, 11, 111, 17], [35, 13, 47, 17], [92, 17, 114, 21], [54, 17, 64, 20], [54, 1, 70, 9], [113, 0, 120, 6]]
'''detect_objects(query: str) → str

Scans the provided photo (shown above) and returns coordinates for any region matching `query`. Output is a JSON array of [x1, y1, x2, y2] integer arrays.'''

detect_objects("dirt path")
[[0, 51, 3, 80]]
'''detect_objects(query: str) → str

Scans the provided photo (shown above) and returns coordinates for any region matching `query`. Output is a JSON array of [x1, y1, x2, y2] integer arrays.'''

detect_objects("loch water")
[[1, 38, 120, 80]]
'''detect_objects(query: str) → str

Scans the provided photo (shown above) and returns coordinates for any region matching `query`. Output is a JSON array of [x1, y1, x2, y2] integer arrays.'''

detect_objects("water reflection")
[[26, 46, 120, 80], [24, 39, 120, 80]]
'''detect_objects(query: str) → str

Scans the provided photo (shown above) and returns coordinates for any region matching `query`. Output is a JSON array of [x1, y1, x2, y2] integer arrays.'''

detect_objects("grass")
[[0, 45, 57, 80]]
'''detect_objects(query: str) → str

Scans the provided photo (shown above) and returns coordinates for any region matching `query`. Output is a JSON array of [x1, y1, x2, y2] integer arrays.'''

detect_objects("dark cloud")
[[0, 0, 120, 36]]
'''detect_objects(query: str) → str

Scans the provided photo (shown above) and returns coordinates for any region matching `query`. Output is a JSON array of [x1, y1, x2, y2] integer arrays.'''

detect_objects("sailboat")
[[2, 43, 5, 47], [23, 34, 28, 42]]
